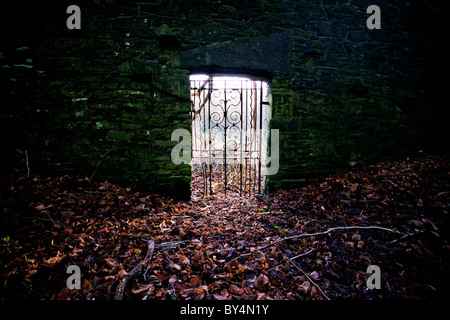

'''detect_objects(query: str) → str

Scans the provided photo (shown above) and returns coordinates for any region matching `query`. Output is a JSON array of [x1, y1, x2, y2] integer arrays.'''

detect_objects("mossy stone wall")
[[1, 0, 449, 197]]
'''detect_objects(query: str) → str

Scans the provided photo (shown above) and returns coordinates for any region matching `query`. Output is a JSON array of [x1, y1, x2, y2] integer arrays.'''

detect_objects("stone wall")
[[1, 0, 449, 198]]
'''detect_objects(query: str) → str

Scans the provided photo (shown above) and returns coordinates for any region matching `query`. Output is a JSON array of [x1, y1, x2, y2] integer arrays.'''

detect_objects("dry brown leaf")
[[35, 204, 46, 211], [252, 250, 266, 262], [254, 273, 269, 290], [299, 281, 311, 294], [132, 283, 155, 294], [228, 284, 244, 295], [256, 292, 266, 300], [105, 258, 120, 268], [213, 293, 229, 300], [169, 274, 178, 285], [116, 269, 127, 279], [190, 276, 202, 287], [220, 288, 229, 298], [57, 287, 70, 300], [310, 271, 320, 280]]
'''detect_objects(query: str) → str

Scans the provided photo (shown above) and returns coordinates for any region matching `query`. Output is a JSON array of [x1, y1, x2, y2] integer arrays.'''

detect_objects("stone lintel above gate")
[[179, 31, 292, 76]]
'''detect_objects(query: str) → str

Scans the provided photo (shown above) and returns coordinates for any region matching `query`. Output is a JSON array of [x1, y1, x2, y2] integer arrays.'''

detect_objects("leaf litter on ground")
[[0, 155, 449, 300]]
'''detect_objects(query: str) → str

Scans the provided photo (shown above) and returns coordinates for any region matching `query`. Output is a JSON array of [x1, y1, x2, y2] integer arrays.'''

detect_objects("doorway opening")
[[190, 74, 270, 199]]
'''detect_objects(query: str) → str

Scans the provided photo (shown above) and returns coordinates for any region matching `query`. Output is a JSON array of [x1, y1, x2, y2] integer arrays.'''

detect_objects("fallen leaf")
[[81, 279, 92, 291], [229, 284, 244, 295], [213, 293, 229, 300], [35, 204, 46, 211], [132, 283, 154, 294], [57, 287, 70, 300], [299, 281, 311, 294], [190, 276, 202, 287], [256, 292, 266, 300], [408, 220, 423, 227], [310, 271, 320, 280], [252, 250, 266, 263], [118, 269, 128, 278], [220, 288, 229, 298], [254, 273, 269, 290], [169, 274, 178, 286]]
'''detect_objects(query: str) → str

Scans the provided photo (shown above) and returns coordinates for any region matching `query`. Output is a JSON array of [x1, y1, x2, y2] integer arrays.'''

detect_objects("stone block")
[[106, 130, 134, 141], [346, 31, 370, 42], [317, 21, 334, 37], [117, 59, 161, 74]]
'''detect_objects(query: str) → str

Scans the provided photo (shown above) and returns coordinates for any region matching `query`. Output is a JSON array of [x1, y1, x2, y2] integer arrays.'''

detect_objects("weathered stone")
[[117, 59, 160, 74], [317, 21, 334, 37], [346, 30, 370, 42], [179, 31, 292, 75]]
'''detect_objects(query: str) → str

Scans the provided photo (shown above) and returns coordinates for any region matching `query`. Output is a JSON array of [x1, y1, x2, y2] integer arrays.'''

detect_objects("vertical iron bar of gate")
[[251, 82, 256, 197], [223, 81, 227, 197], [202, 82, 206, 197], [243, 82, 248, 195], [258, 81, 263, 195], [191, 82, 195, 195], [200, 83, 205, 197], [247, 81, 251, 196], [194, 82, 198, 194], [252, 81, 258, 194], [247, 83, 251, 197], [239, 80, 243, 196], [208, 80, 212, 197]]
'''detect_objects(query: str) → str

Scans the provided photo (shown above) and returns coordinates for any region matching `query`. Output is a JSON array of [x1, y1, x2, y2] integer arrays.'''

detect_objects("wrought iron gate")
[[190, 76, 270, 198]]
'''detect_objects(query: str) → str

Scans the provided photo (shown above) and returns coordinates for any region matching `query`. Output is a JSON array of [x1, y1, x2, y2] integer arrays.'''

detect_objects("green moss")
[[272, 89, 294, 119], [122, 123, 143, 130], [95, 122, 104, 129], [106, 130, 134, 141]]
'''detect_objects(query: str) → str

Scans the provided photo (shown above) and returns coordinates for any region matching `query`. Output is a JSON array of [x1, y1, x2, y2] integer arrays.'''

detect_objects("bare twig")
[[89, 147, 116, 183], [25, 150, 30, 178], [259, 225, 401, 250], [283, 253, 330, 300], [154, 240, 188, 251], [58, 193, 80, 200], [23, 216, 65, 228], [115, 239, 154, 300], [389, 232, 416, 244], [291, 249, 315, 260], [225, 252, 252, 266], [255, 194, 271, 205], [1, 271, 14, 300]]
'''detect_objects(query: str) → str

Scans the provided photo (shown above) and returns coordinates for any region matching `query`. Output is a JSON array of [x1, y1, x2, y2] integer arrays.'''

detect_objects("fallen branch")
[[25, 150, 30, 178], [89, 146, 116, 183], [255, 195, 271, 205], [115, 239, 154, 300], [23, 216, 65, 228], [58, 192, 80, 200], [283, 253, 330, 300], [154, 240, 188, 251], [259, 225, 401, 250], [225, 252, 252, 266], [291, 249, 316, 260], [1, 271, 14, 300], [389, 232, 416, 244]]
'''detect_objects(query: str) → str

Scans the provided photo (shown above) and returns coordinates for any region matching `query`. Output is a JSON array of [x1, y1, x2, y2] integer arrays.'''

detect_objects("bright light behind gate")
[[190, 75, 268, 91], [189, 74, 270, 197]]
